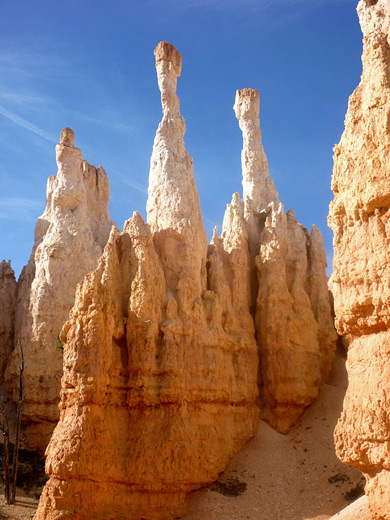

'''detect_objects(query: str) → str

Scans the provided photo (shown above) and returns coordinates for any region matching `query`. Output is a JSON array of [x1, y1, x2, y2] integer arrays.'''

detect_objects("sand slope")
[[185, 346, 364, 520]]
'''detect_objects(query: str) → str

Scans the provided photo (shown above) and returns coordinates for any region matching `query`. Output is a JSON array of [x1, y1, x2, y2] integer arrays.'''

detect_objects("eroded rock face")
[[33, 42, 337, 520], [0, 260, 16, 383], [329, 1, 390, 518], [34, 42, 259, 520], [232, 88, 337, 433], [5, 128, 112, 451]]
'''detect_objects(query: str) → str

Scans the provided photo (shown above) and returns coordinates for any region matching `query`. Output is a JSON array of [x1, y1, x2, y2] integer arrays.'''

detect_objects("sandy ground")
[[0, 492, 39, 520], [185, 346, 364, 520], [329, 496, 369, 520], [0, 346, 365, 520], [0, 384, 41, 520]]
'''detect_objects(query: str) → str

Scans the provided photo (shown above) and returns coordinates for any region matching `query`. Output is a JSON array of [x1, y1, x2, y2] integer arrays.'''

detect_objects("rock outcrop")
[[33, 42, 259, 520], [329, 1, 390, 518], [32, 41, 337, 520], [5, 128, 112, 450], [229, 88, 337, 432], [0, 260, 16, 383]]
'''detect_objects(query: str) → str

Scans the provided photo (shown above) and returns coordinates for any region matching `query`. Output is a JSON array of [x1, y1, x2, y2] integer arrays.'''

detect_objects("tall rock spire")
[[5, 128, 112, 450], [147, 42, 207, 297], [33, 42, 258, 520], [219, 87, 337, 433]]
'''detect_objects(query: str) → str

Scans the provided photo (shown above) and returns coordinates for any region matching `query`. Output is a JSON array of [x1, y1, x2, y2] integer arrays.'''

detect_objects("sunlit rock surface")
[[33, 42, 336, 520], [233, 88, 337, 432], [329, 1, 390, 518], [5, 128, 112, 451], [34, 42, 259, 520]]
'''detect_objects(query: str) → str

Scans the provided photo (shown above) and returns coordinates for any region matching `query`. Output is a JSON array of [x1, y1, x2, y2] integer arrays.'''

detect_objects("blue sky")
[[1, 0, 362, 278]]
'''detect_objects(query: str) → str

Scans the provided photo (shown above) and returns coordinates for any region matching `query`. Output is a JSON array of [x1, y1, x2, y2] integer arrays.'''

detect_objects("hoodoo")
[[229, 87, 337, 432], [5, 128, 112, 451], [33, 42, 259, 520], [329, 0, 390, 518], [30, 41, 338, 520]]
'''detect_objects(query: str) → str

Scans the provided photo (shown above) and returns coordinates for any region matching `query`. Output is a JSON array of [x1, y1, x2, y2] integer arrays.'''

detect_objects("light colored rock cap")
[[154, 41, 182, 76], [234, 88, 260, 120], [56, 127, 82, 166], [154, 41, 182, 117], [59, 127, 75, 147]]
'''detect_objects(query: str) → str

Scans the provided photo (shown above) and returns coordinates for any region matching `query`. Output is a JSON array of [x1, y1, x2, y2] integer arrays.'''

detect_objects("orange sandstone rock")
[[5, 128, 112, 451], [34, 42, 259, 520], [33, 42, 336, 520], [232, 87, 337, 432], [329, 1, 390, 518]]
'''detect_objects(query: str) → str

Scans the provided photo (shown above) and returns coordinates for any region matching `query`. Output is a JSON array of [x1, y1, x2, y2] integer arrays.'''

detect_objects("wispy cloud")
[[0, 92, 51, 107], [0, 105, 56, 143], [66, 109, 135, 133], [109, 168, 148, 194], [0, 197, 43, 221]]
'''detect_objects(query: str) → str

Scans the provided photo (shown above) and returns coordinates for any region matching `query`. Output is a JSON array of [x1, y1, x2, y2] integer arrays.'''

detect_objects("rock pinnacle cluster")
[[0, 41, 336, 520], [28, 42, 335, 520]]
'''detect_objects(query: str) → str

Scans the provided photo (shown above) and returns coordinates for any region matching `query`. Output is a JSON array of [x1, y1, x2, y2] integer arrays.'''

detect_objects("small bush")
[[344, 482, 365, 503], [211, 478, 247, 497], [328, 472, 349, 484], [56, 335, 64, 355]]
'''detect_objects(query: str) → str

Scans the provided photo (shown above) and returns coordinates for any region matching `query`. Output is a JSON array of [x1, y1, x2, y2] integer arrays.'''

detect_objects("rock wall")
[[33, 42, 336, 520], [329, 1, 390, 518], [5, 128, 112, 451], [0, 260, 16, 383]]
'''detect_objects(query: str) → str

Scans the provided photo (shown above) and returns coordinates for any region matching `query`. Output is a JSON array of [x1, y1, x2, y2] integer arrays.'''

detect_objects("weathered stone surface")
[[5, 128, 112, 451], [32, 42, 337, 520], [34, 42, 259, 520], [0, 260, 16, 383], [232, 88, 337, 433], [329, 1, 390, 518]]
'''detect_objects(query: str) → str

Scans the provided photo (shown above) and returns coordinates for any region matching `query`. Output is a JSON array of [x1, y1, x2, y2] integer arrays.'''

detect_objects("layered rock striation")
[[0, 260, 16, 383], [5, 128, 112, 450], [34, 42, 259, 520], [329, 1, 390, 518]]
